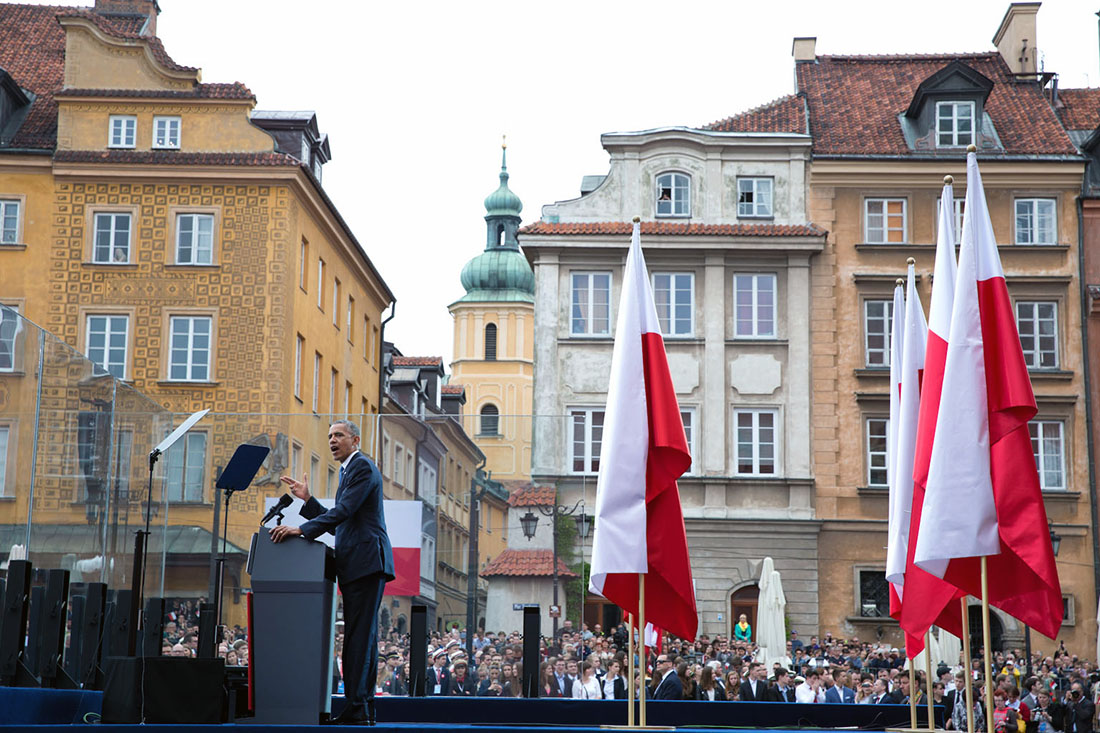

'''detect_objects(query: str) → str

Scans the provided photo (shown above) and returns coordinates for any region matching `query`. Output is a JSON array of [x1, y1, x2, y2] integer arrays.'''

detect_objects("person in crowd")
[[769, 669, 796, 702], [993, 688, 1013, 732], [856, 678, 875, 704], [742, 662, 769, 701], [548, 658, 572, 698], [449, 659, 477, 696], [427, 650, 450, 696], [1033, 689, 1064, 733], [572, 661, 602, 700], [478, 665, 504, 697], [1064, 682, 1094, 733], [796, 668, 826, 703], [678, 662, 697, 701], [826, 671, 856, 703], [539, 662, 556, 698], [602, 658, 627, 700], [652, 655, 682, 700], [697, 665, 724, 701], [724, 669, 742, 701], [734, 614, 752, 642]]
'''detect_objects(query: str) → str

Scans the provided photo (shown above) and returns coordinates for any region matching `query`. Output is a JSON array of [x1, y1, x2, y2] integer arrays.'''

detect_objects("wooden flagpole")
[[925, 631, 935, 730], [980, 559, 994, 733], [627, 612, 635, 728], [639, 573, 647, 729], [909, 663, 919, 729], [962, 597, 975, 733]]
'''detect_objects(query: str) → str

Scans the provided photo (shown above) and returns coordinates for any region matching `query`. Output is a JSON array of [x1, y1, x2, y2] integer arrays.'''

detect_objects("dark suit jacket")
[[769, 685, 796, 703], [449, 674, 477, 696], [741, 679, 769, 701], [426, 666, 450, 696], [300, 452, 395, 584], [698, 681, 725, 701], [548, 673, 573, 698], [1067, 698, 1094, 733], [653, 671, 683, 700], [608, 676, 627, 700]]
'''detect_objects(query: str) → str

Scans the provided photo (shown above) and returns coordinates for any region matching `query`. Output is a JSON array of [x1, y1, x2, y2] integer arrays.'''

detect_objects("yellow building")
[[0, 1, 393, 624], [449, 145, 534, 481]]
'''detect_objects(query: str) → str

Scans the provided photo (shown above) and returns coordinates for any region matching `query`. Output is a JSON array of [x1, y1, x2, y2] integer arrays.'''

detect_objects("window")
[[93, 212, 131, 263], [864, 198, 907, 244], [866, 417, 890, 487], [681, 407, 697, 474], [0, 199, 20, 244], [0, 425, 8, 497], [655, 172, 690, 217], [299, 239, 309, 291], [0, 305, 21, 372], [570, 407, 605, 474], [735, 409, 777, 475], [328, 466, 337, 497], [737, 178, 773, 218], [175, 213, 214, 265], [858, 569, 890, 617], [152, 115, 181, 149], [864, 299, 894, 367], [936, 101, 975, 147], [421, 534, 436, 585], [652, 273, 693, 337], [317, 258, 325, 309], [344, 381, 352, 416], [419, 461, 438, 506], [290, 441, 302, 480], [165, 432, 206, 502], [168, 316, 212, 381], [312, 352, 321, 412], [363, 316, 371, 360], [394, 443, 405, 485], [294, 334, 304, 398], [329, 368, 338, 415], [1030, 420, 1065, 490], [381, 434, 391, 478], [108, 115, 136, 148], [484, 323, 497, 360], [310, 455, 319, 497], [333, 278, 341, 327], [479, 404, 500, 436], [371, 326, 379, 366], [936, 197, 965, 245], [571, 272, 611, 336], [1016, 198, 1057, 245], [85, 314, 129, 379], [733, 273, 776, 338], [1016, 301, 1058, 369], [347, 296, 355, 341]]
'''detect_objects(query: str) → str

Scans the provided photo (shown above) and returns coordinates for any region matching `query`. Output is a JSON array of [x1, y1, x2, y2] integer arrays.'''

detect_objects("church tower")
[[449, 142, 534, 481]]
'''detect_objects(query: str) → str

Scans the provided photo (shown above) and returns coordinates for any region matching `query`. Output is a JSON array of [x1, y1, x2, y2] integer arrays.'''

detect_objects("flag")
[[886, 279, 905, 618], [382, 500, 422, 597], [887, 261, 928, 656], [900, 181, 966, 648], [644, 623, 662, 654], [588, 220, 697, 641], [913, 152, 1062, 639]]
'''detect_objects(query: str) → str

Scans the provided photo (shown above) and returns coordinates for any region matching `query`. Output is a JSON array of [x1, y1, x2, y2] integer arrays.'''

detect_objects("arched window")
[[656, 172, 690, 217], [479, 404, 500, 436], [484, 323, 497, 361]]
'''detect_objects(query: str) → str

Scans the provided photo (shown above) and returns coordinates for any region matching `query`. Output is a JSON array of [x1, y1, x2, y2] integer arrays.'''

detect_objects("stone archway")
[[730, 583, 760, 641], [967, 604, 1007, 653]]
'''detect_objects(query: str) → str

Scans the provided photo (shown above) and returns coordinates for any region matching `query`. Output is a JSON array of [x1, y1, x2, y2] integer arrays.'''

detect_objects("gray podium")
[[247, 531, 336, 725]]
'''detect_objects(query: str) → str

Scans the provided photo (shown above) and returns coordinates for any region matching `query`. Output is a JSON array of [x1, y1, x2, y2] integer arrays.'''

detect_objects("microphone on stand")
[[261, 493, 293, 526]]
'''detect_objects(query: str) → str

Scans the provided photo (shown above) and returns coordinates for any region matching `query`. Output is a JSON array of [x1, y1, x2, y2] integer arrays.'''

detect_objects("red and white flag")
[[886, 280, 905, 618], [887, 262, 927, 651], [900, 182, 966, 650], [383, 500, 422, 597], [588, 221, 697, 641], [913, 153, 1061, 639]]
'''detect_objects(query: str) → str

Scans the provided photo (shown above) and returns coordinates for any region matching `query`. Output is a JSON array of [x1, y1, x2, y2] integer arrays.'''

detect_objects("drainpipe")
[[465, 456, 488, 659], [375, 300, 396, 459], [1076, 196, 1100, 613]]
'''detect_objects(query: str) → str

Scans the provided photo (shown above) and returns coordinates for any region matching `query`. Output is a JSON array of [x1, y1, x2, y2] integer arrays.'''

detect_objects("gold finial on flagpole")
[[632, 215, 641, 223], [966, 143, 977, 153], [907, 257, 916, 266], [502, 134, 507, 150], [896, 278, 904, 286], [944, 175, 954, 184]]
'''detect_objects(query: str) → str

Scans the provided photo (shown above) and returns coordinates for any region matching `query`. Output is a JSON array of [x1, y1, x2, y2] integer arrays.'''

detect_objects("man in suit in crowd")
[[741, 662, 770, 701], [426, 650, 451, 696], [769, 669, 796, 702], [825, 671, 856, 703], [652, 655, 682, 700], [548, 658, 573, 698], [271, 420, 394, 726], [1065, 682, 1094, 733]]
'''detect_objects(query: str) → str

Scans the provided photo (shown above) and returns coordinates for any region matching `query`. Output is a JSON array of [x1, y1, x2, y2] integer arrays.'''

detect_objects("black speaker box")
[[102, 656, 225, 723]]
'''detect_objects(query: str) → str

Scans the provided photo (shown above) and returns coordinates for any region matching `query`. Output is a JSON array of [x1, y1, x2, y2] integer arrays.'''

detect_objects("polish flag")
[[886, 279, 905, 619], [588, 220, 697, 642], [900, 181, 966, 650], [913, 152, 1061, 639], [887, 262, 927, 654], [382, 500, 422, 597]]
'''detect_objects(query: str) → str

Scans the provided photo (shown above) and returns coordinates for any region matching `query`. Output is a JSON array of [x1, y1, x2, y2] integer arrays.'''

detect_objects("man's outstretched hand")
[[270, 472, 309, 543]]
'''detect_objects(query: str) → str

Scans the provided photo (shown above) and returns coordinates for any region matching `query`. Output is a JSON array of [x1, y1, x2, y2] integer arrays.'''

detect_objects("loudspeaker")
[[25, 585, 45, 676], [0, 559, 36, 686], [102, 656, 226, 723], [409, 605, 427, 696], [197, 601, 216, 658], [522, 606, 540, 698], [139, 597, 164, 658], [79, 583, 107, 688], [105, 589, 132, 658]]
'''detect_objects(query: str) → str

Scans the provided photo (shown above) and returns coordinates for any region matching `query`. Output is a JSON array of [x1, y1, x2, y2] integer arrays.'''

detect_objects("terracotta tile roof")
[[519, 221, 825, 237], [506, 484, 557, 507], [441, 384, 465, 396], [795, 53, 1078, 157], [702, 94, 808, 134], [1054, 88, 1100, 132], [55, 82, 254, 100], [481, 549, 577, 578], [391, 356, 443, 367], [53, 150, 298, 166]]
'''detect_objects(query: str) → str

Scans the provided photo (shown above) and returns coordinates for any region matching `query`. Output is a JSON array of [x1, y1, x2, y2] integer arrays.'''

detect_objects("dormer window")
[[737, 178, 773, 218], [936, 101, 974, 147], [153, 116, 180, 149], [108, 115, 136, 149], [656, 172, 690, 218]]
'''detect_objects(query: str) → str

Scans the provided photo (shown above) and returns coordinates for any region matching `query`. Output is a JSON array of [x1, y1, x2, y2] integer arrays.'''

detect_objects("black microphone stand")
[[127, 446, 160, 656]]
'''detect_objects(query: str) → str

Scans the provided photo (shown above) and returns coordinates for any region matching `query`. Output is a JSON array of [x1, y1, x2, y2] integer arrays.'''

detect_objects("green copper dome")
[[453, 143, 534, 305]]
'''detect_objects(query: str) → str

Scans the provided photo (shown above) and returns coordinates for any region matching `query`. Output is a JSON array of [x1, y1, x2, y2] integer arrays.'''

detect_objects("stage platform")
[[1, 686, 942, 730]]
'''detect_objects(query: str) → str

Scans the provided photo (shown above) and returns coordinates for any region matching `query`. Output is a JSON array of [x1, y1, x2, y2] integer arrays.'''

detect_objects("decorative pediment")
[[905, 61, 994, 119]]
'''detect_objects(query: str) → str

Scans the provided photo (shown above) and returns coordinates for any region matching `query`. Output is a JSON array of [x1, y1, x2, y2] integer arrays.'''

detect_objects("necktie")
[[339, 465, 345, 484]]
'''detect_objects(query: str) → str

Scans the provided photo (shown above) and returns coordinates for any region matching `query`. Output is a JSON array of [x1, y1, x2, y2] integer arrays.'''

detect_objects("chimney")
[[792, 37, 817, 63], [94, 0, 160, 36], [992, 2, 1041, 76]]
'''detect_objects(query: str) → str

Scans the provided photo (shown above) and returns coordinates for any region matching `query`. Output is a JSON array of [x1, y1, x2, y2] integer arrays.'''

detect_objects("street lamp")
[[519, 499, 591, 636], [1024, 524, 1062, 676]]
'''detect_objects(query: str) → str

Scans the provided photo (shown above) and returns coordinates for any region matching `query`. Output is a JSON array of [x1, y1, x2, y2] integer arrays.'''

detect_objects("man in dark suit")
[[652, 655, 682, 700], [547, 658, 573, 698], [769, 669, 796, 702], [271, 420, 394, 726], [741, 662, 770, 701], [426, 650, 451, 696], [1065, 683, 1094, 733]]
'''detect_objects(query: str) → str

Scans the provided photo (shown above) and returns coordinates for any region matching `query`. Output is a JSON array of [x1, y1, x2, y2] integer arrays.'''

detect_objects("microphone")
[[261, 494, 293, 526]]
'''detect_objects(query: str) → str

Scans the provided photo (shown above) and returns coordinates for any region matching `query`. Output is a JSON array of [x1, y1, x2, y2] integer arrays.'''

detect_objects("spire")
[[484, 135, 523, 222]]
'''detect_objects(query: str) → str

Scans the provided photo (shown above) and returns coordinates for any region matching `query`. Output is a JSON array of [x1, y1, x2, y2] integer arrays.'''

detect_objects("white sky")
[[146, 0, 1100, 361]]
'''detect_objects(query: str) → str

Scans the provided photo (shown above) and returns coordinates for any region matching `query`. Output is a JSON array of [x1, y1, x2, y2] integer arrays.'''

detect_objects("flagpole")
[[981, 558, 994, 733], [962, 597, 975, 733], [627, 612, 635, 728], [925, 631, 935, 730], [639, 573, 647, 729], [909, 663, 918, 729]]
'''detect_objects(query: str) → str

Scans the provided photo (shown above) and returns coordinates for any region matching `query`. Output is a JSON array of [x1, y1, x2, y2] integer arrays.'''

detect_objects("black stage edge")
[[1, 685, 942, 729]]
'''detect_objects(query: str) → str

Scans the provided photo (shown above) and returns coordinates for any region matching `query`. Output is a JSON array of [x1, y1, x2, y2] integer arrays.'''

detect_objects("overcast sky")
[[145, 0, 1100, 362]]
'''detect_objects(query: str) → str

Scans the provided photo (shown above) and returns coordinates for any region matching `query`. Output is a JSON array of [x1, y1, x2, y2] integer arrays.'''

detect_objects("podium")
[[247, 531, 336, 725]]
